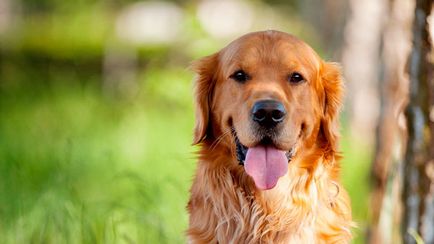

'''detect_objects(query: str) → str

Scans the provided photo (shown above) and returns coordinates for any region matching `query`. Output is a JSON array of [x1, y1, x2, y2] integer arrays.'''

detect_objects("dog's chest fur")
[[187, 160, 352, 244]]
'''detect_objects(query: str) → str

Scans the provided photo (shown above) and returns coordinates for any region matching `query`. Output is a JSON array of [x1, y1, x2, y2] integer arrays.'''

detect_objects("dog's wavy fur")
[[187, 31, 353, 243]]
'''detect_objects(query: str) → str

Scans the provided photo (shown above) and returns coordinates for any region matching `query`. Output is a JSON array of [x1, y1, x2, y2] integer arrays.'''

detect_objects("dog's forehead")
[[220, 31, 320, 72]]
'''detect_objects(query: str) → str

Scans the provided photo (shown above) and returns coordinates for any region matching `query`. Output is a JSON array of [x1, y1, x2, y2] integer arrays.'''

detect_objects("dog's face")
[[192, 31, 342, 190]]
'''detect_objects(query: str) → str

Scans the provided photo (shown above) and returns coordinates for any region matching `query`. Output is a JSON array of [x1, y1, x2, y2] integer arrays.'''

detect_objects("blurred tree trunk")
[[0, 0, 19, 34], [370, 0, 434, 243], [369, 0, 413, 243], [402, 0, 433, 243], [342, 0, 385, 145], [298, 0, 348, 59]]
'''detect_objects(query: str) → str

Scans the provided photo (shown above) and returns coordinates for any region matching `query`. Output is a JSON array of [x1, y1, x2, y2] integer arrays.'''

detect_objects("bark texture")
[[369, 0, 413, 243], [402, 0, 433, 243]]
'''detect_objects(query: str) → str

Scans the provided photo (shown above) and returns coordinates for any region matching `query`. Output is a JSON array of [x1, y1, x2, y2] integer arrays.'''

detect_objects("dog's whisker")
[[209, 129, 231, 152]]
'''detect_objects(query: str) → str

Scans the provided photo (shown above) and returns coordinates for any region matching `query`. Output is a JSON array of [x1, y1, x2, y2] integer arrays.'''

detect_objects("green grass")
[[341, 130, 371, 243], [0, 68, 196, 243], [0, 68, 370, 243]]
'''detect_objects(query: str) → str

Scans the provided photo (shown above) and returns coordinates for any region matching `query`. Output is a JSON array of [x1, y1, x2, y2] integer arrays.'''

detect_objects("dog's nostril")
[[253, 109, 267, 122], [251, 100, 286, 127], [271, 110, 285, 122]]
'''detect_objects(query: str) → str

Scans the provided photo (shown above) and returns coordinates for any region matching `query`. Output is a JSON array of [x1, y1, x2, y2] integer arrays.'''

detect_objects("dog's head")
[[192, 31, 343, 190]]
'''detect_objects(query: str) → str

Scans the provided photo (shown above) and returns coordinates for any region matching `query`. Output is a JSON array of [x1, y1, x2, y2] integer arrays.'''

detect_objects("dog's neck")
[[190, 141, 351, 243], [195, 143, 337, 239]]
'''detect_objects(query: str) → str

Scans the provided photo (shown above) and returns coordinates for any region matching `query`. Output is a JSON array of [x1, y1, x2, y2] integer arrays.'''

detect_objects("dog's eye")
[[289, 72, 305, 84], [230, 70, 249, 83]]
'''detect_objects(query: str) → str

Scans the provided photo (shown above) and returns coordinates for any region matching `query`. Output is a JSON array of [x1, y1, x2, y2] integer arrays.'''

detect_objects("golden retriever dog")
[[187, 30, 353, 243]]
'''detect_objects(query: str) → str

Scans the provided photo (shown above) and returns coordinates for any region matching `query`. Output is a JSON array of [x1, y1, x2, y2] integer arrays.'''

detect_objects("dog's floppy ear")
[[191, 53, 219, 145], [320, 62, 344, 152]]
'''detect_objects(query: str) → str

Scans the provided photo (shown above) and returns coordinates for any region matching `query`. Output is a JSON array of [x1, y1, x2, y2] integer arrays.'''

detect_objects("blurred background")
[[0, 0, 432, 243]]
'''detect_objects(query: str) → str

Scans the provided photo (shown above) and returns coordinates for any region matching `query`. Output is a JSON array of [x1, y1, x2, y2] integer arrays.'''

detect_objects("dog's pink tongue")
[[245, 145, 288, 190]]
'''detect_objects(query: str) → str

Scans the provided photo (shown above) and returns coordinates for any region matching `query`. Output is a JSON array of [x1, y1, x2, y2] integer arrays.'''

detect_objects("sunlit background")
[[1, 0, 432, 243]]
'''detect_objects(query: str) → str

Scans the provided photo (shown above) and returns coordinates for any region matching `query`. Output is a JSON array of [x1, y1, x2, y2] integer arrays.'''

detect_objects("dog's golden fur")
[[187, 31, 353, 243]]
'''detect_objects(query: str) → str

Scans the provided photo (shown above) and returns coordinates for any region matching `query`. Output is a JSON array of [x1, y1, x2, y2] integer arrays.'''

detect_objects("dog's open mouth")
[[234, 133, 295, 190], [236, 137, 294, 165]]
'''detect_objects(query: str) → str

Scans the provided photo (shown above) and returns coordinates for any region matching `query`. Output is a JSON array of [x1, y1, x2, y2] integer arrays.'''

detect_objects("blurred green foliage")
[[0, 0, 369, 243], [0, 68, 195, 243]]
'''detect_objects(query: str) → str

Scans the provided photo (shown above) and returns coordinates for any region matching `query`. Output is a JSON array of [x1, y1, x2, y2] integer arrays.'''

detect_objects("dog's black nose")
[[252, 100, 286, 128]]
